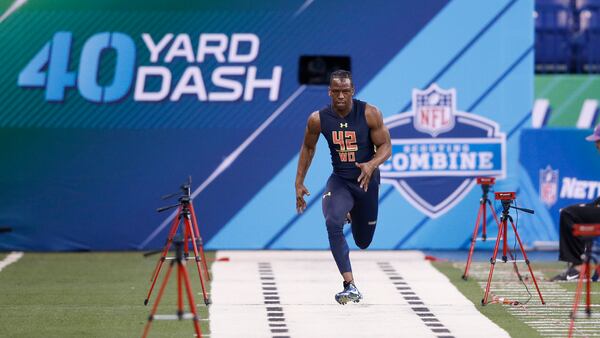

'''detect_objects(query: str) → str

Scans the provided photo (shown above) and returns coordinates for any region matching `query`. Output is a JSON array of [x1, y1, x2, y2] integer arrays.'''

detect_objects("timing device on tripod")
[[463, 177, 502, 280], [481, 192, 545, 306], [144, 177, 211, 307]]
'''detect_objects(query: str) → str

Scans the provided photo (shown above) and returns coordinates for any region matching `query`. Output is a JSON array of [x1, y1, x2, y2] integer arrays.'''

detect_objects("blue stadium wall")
[[0, 0, 540, 251]]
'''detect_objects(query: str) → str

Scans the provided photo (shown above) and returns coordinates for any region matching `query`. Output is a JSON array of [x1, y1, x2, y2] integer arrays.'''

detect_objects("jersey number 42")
[[332, 131, 358, 162]]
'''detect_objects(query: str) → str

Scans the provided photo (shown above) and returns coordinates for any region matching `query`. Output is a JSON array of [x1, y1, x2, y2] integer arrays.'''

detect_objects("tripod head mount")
[[494, 192, 535, 215], [157, 176, 194, 213], [161, 176, 192, 200]]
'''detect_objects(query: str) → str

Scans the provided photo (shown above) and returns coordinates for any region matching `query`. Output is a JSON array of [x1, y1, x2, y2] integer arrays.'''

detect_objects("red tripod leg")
[[185, 217, 210, 305], [568, 263, 587, 338], [180, 262, 203, 337], [149, 207, 181, 281], [179, 265, 202, 338], [463, 203, 484, 280], [190, 203, 211, 281], [502, 219, 508, 262], [508, 219, 545, 305], [177, 259, 183, 318], [482, 201, 487, 241], [142, 261, 175, 338], [585, 260, 592, 317], [488, 203, 518, 274], [482, 219, 504, 305], [145, 208, 181, 305], [183, 216, 190, 258]]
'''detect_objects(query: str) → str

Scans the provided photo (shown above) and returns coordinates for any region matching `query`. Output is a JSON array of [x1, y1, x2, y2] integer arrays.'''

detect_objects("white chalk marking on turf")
[[139, 85, 307, 249], [209, 251, 510, 338], [0, 252, 23, 272], [0, 0, 27, 24]]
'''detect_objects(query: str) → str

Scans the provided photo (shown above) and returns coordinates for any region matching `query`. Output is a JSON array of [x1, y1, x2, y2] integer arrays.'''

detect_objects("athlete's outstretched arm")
[[295, 112, 321, 213], [355, 104, 391, 191]]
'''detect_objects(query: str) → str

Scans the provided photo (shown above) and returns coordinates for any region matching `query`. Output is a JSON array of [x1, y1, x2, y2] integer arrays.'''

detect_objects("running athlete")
[[294, 70, 392, 304]]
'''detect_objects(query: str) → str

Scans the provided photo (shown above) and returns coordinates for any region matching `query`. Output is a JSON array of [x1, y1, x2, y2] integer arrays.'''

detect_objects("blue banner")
[[519, 128, 600, 239], [0, 0, 537, 251]]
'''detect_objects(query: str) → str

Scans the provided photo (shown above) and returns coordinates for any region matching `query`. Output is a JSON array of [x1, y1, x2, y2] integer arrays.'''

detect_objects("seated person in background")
[[552, 124, 600, 281]]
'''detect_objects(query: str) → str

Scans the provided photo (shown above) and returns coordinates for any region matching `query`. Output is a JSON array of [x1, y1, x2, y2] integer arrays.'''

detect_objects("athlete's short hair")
[[330, 70, 353, 86]]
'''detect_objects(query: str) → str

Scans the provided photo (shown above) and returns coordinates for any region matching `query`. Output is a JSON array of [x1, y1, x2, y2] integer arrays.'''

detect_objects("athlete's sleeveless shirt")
[[319, 99, 375, 180]]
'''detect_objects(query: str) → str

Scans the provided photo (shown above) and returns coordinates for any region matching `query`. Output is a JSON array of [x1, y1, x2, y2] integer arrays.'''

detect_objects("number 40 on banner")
[[17, 31, 136, 103]]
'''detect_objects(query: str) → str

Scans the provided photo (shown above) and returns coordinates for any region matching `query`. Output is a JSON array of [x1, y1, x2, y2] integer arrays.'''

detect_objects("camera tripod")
[[481, 196, 545, 306], [145, 178, 211, 306], [568, 223, 600, 338], [463, 179, 501, 280], [141, 237, 203, 338]]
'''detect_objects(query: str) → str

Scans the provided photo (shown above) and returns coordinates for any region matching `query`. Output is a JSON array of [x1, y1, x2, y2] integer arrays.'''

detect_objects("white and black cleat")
[[335, 282, 362, 305]]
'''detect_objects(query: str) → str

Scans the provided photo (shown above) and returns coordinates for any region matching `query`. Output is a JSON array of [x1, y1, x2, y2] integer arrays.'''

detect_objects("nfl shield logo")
[[413, 84, 456, 137], [381, 83, 506, 218], [539, 165, 559, 207]]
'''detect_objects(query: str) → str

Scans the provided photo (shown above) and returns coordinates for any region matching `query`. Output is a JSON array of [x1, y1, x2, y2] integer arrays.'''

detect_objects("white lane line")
[[210, 251, 509, 338], [138, 85, 307, 249], [0, 252, 24, 272]]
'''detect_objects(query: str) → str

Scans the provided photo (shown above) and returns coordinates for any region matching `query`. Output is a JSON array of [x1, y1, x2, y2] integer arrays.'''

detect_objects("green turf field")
[[434, 260, 600, 338], [2, 252, 599, 337], [433, 261, 542, 338], [0, 252, 214, 338], [536, 75, 600, 127]]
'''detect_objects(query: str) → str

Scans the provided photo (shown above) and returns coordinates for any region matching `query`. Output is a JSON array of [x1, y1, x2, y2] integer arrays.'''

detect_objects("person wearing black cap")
[[551, 124, 600, 281]]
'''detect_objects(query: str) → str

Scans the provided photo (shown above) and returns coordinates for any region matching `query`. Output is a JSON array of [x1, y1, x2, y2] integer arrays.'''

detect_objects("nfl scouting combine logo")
[[539, 165, 559, 207], [380, 84, 506, 218]]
